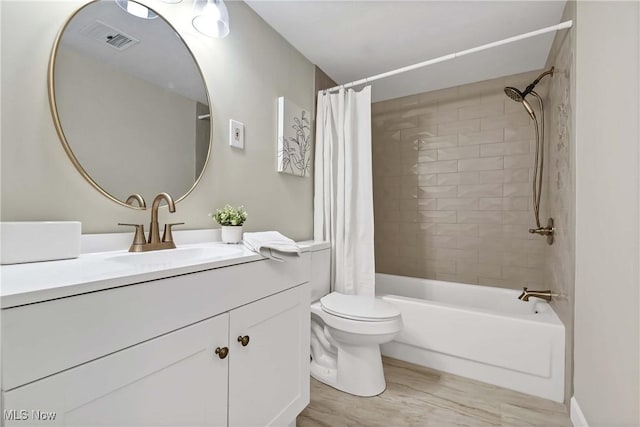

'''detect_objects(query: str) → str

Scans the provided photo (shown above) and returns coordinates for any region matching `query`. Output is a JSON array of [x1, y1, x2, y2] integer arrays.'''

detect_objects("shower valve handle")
[[529, 227, 554, 236]]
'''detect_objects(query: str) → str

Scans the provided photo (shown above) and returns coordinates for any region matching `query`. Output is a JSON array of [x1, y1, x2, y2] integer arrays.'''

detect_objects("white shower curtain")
[[313, 86, 374, 296]]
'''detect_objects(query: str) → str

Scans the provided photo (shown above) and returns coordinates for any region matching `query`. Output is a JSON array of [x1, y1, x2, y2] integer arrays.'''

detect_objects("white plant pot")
[[221, 226, 243, 244]]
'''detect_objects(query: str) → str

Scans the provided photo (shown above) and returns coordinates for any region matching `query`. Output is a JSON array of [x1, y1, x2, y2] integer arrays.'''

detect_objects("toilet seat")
[[320, 292, 400, 321]]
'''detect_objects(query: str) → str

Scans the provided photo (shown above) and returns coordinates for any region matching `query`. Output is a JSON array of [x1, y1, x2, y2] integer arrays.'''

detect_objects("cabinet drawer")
[[3, 253, 310, 390], [4, 314, 229, 427]]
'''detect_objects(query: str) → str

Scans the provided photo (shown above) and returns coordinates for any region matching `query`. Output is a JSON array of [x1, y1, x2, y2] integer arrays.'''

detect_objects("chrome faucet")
[[119, 192, 183, 252], [518, 287, 557, 302]]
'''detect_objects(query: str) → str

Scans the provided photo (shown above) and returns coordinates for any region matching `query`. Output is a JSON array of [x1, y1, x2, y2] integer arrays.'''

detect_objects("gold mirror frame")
[[47, 0, 213, 210]]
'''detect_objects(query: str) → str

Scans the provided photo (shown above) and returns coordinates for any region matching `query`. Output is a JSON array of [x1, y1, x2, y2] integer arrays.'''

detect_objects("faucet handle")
[[118, 223, 146, 248], [162, 222, 184, 244]]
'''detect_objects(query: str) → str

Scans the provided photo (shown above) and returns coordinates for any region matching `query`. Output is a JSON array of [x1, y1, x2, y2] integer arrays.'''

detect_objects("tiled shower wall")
[[372, 71, 549, 288], [544, 0, 575, 403]]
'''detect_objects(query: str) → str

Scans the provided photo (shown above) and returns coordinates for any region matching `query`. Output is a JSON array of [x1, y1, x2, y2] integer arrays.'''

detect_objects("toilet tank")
[[310, 248, 331, 301], [298, 241, 331, 302]]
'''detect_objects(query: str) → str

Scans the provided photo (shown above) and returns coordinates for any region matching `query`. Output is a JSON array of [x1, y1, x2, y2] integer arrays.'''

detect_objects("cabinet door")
[[3, 314, 230, 427], [228, 284, 310, 427]]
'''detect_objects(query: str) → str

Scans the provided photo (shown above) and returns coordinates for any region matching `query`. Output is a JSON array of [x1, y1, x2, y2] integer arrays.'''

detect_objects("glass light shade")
[[115, 0, 158, 19], [192, 0, 230, 38]]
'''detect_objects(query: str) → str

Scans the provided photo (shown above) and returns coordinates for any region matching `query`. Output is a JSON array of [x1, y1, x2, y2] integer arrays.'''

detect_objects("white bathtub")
[[376, 273, 565, 402]]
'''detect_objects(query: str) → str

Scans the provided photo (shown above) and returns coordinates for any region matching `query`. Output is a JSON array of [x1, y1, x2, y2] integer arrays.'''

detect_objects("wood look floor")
[[297, 357, 572, 427]]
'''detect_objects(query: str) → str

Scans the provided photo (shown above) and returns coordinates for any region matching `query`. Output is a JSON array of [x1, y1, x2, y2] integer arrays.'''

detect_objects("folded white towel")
[[243, 231, 301, 262]]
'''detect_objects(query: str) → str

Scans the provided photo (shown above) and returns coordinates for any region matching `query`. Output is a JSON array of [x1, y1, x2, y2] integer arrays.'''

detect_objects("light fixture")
[[115, 0, 158, 19], [192, 0, 230, 38]]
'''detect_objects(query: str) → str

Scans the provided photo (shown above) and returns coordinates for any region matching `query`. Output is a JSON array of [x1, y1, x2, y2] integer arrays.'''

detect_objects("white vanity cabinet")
[[229, 284, 310, 426], [4, 313, 231, 426], [2, 255, 311, 427]]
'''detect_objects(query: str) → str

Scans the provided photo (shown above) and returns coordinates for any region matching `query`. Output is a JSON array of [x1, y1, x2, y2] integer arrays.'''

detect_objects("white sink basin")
[[1, 221, 81, 265], [107, 245, 245, 267]]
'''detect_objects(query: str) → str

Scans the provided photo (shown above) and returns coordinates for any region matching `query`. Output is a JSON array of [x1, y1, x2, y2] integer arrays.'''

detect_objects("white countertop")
[[1, 234, 330, 309]]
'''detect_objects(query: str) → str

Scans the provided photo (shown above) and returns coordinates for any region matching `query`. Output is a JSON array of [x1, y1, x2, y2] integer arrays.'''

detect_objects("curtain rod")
[[325, 20, 573, 93]]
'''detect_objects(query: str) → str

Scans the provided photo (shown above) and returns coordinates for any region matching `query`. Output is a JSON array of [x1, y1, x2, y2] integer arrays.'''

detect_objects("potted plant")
[[210, 205, 248, 244]]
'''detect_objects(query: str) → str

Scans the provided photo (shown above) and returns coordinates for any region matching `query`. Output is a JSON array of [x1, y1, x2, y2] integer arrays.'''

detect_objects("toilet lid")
[[320, 292, 400, 321]]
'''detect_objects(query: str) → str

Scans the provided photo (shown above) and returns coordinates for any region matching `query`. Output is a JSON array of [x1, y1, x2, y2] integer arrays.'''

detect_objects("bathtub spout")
[[518, 287, 556, 301]]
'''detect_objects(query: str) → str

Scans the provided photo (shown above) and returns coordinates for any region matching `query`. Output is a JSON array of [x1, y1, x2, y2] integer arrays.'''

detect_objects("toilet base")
[[311, 342, 386, 397]]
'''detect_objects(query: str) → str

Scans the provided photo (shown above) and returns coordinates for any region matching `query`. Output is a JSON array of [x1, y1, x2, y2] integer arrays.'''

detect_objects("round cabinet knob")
[[237, 335, 250, 347], [215, 347, 229, 359]]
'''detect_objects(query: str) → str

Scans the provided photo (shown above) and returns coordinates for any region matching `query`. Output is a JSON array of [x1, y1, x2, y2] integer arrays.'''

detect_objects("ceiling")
[[245, 0, 568, 102], [60, 0, 208, 104]]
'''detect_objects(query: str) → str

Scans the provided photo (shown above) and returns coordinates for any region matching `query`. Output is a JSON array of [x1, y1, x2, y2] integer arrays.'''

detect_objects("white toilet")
[[306, 243, 403, 397]]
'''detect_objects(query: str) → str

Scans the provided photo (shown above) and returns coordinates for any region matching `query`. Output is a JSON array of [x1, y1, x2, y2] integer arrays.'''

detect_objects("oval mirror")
[[49, 0, 211, 209]]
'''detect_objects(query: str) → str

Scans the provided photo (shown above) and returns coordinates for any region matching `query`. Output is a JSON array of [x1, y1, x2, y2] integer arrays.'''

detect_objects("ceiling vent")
[[79, 20, 139, 51]]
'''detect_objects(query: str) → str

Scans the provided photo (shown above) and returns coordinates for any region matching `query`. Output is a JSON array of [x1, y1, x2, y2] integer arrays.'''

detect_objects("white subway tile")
[[458, 156, 503, 171]]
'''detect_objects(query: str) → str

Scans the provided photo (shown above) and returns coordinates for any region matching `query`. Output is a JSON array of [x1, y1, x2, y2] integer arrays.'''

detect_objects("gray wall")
[[574, 1, 639, 425], [55, 47, 197, 203], [1, 0, 315, 239]]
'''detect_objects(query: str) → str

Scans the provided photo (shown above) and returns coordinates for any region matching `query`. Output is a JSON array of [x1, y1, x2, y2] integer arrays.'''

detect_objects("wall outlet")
[[229, 119, 244, 149]]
